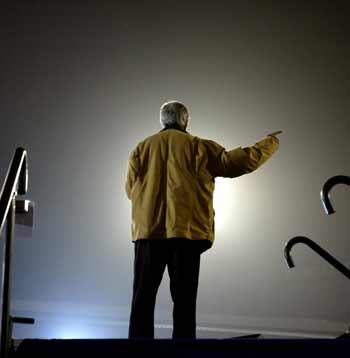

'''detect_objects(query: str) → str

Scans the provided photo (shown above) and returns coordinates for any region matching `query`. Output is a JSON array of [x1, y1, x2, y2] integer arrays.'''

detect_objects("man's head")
[[160, 100, 190, 130]]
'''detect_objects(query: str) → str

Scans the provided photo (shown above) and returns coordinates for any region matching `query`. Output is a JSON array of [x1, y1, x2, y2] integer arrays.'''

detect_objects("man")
[[126, 100, 281, 339]]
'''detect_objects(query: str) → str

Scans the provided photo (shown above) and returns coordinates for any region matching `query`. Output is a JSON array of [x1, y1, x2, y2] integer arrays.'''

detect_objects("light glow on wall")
[[213, 178, 237, 235]]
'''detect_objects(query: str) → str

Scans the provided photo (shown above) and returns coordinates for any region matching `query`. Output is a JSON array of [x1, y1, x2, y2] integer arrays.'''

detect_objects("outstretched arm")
[[203, 130, 282, 178], [241, 131, 282, 173]]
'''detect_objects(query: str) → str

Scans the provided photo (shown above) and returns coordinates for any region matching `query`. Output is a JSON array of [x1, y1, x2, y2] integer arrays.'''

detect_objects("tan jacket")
[[126, 127, 279, 246]]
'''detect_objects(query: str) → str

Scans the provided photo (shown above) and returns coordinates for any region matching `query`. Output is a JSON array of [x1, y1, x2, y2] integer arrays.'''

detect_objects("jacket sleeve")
[[202, 135, 279, 178], [125, 146, 140, 199]]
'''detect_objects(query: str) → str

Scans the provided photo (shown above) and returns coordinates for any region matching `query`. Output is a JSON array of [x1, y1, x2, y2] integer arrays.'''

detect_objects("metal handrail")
[[284, 236, 350, 280], [0, 148, 28, 233], [320, 175, 350, 215], [0, 147, 28, 358]]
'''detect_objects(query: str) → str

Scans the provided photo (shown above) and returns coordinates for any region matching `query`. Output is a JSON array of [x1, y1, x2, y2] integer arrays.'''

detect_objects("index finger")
[[268, 130, 283, 136]]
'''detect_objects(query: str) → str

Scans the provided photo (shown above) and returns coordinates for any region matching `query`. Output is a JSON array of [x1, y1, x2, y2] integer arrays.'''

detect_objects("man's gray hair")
[[160, 101, 190, 129]]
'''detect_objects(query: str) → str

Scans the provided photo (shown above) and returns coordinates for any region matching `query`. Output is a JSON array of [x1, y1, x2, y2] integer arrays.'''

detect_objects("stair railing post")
[[1, 196, 15, 358]]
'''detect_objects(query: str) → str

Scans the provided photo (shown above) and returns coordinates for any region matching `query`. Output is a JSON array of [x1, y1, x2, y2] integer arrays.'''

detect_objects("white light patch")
[[53, 323, 97, 339], [213, 178, 237, 235]]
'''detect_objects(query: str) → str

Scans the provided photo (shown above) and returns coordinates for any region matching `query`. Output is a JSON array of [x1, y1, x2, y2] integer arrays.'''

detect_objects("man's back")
[[127, 127, 214, 243]]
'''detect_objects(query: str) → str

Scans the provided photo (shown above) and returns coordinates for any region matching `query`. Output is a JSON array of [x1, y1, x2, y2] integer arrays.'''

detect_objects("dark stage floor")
[[10, 338, 350, 357]]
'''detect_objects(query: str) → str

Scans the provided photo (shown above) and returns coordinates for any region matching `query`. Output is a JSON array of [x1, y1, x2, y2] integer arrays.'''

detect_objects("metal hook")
[[320, 175, 350, 215]]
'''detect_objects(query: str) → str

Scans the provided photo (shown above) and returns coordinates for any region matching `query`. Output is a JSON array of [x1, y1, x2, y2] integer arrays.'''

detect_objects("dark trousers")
[[129, 238, 207, 339]]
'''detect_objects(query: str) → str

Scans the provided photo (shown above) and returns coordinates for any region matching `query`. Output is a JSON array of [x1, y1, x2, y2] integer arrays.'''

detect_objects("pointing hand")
[[267, 130, 283, 138]]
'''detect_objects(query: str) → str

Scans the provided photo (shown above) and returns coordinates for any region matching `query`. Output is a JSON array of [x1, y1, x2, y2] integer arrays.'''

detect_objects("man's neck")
[[160, 124, 187, 133]]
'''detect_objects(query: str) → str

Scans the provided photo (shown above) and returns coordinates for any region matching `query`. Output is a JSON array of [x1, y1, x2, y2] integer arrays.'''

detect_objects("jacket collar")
[[160, 124, 188, 133]]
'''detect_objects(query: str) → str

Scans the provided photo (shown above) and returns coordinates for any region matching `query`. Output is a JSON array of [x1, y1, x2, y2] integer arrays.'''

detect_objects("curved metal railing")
[[284, 236, 350, 280]]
